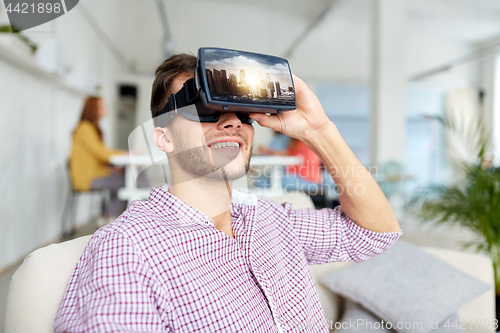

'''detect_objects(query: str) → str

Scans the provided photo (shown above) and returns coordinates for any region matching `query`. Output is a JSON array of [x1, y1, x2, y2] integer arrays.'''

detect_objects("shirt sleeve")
[[76, 122, 123, 164], [53, 230, 173, 333], [287, 204, 402, 264]]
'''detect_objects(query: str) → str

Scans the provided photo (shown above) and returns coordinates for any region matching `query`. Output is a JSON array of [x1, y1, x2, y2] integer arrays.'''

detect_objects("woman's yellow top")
[[70, 120, 123, 191]]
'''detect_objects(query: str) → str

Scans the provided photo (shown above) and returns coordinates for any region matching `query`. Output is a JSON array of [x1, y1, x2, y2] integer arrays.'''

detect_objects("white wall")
[[0, 61, 85, 270], [0, 1, 135, 271]]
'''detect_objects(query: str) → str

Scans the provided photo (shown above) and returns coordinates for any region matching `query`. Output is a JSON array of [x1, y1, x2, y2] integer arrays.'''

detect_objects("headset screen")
[[202, 48, 296, 107]]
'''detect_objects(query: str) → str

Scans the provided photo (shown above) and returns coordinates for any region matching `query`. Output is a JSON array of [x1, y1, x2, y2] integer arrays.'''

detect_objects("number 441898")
[[6, 2, 62, 14]]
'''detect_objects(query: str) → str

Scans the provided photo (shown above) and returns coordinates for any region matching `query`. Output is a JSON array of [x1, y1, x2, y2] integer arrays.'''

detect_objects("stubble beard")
[[171, 133, 252, 182]]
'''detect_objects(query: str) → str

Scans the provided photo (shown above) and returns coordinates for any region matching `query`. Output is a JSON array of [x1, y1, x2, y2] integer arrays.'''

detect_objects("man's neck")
[[168, 178, 234, 238]]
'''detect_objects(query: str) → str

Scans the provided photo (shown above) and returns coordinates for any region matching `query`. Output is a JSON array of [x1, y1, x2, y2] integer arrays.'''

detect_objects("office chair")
[[60, 160, 110, 238]]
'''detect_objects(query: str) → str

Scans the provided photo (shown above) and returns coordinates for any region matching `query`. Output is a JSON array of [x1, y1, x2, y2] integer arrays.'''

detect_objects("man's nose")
[[217, 113, 242, 130]]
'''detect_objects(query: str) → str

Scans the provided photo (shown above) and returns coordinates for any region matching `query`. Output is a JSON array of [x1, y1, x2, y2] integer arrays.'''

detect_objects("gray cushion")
[[320, 240, 490, 333], [338, 300, 462, 333]]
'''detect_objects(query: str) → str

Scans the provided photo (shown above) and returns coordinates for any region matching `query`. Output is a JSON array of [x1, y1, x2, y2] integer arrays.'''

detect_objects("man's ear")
[[153, 126, 174, 154]]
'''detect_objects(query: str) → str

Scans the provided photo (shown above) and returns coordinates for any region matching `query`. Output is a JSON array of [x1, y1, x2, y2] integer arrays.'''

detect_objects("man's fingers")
[[291, 74, 308, 97], [249, 113, 282, 132]]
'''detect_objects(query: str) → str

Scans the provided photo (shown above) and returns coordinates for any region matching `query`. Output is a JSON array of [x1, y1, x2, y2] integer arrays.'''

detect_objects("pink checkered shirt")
[[54, 185, 402, 332]]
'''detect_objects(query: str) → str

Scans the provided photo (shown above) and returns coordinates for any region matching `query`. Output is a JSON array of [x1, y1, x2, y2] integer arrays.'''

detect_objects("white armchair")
[[307, 247, 496, 332], [4, 192, 496, 333], [4, 235, 92, 333], [270, 191, 496, 332]]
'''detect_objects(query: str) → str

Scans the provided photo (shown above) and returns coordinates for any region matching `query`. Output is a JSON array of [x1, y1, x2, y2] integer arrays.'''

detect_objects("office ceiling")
[[151, 0, 500, 82]]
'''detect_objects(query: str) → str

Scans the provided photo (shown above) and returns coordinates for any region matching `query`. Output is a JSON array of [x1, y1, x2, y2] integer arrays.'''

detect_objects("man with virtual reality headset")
[[55, 48, 402, 333]]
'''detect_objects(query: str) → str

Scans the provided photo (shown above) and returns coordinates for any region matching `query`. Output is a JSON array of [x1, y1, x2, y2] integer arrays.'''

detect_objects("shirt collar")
[[147, 184, 258, 226]]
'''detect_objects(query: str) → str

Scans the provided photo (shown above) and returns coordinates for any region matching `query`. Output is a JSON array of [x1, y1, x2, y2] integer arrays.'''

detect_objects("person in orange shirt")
[[259, 134, 322, 193], [285, 138, 322, 185], [70, 96, 127, 218]]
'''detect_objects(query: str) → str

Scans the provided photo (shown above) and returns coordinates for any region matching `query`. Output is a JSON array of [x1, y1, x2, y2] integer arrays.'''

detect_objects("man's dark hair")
[[150, 54, 197, 125]]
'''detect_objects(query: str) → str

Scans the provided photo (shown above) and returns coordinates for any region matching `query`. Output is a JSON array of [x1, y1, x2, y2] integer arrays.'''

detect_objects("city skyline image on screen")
[[203, 49, 296, 107]]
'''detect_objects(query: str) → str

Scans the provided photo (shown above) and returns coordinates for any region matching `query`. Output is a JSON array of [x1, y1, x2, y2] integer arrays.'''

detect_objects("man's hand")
[[250, 74, 400, 234], [248, 75, 330, 141]]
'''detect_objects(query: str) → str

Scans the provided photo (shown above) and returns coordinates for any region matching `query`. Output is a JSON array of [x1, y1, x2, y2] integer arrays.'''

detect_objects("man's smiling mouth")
[[208, 142, 240, 149]]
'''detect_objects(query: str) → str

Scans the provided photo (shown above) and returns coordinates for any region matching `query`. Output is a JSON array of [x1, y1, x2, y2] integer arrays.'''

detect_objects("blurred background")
[[1, 0, 500, 327]]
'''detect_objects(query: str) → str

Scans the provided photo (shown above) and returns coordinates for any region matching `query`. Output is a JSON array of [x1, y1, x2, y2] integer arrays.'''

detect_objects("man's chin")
[[210, 151, 251, 179], [210, 163, 248, 181]]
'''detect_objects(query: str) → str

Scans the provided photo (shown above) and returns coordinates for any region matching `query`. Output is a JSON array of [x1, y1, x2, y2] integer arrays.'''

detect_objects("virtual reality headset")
[[155, 47, 296, 127]]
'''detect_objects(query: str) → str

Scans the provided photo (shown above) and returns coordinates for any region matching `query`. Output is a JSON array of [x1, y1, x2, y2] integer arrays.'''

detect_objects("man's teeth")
[[210, 142, 240, 149]]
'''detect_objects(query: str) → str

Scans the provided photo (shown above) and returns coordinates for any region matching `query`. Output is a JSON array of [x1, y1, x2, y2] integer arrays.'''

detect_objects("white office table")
[[110, 154, 302, 204]]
